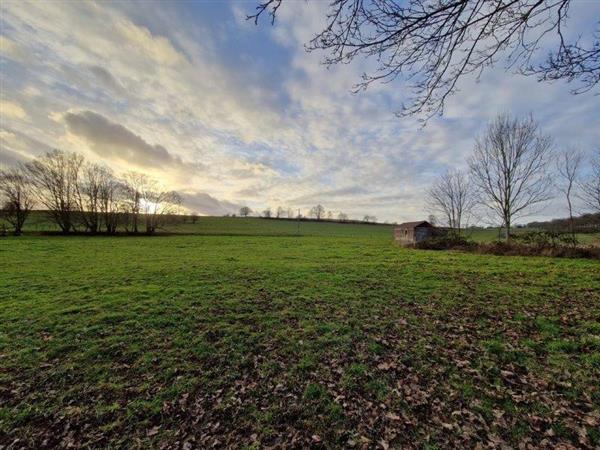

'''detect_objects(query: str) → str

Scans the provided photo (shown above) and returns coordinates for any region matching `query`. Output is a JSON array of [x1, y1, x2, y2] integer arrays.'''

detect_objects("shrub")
[[413, 231, 599, 259], [415, 234, 476, 250], [512, 230, 578, 249], [475, 241, 600, 259]]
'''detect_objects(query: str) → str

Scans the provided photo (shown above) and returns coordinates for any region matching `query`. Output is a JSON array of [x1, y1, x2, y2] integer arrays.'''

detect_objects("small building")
[[394, 221, 435, 245]]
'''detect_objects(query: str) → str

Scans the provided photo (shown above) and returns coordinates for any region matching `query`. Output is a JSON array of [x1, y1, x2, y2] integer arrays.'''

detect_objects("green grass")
[[466, 227, 600, 245], [1, 219, 599, 448], [18, 210, 394, 237], [19, 211, 599, 245]]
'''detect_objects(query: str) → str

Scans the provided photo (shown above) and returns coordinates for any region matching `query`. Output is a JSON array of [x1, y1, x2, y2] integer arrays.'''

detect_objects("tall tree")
[[579, 150, 600, 213], [0, 166, 34, 235], [76, 162, 108, 233], [142, 187, 181, 234], [98, 167, 122, 234], [251, 0, 599, 119], [310, 204, 325, 220], [469, 114, 553, 240], [428, 169, 474, 236], [556, 149, 582, 237], [239, 206, 252, 217], [121, 171, 147, 233], [26, 149, 84, 234]]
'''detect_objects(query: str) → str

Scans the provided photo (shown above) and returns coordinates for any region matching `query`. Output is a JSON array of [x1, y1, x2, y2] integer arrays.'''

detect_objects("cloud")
[[290, 186, 372, 205], [87, 65, 126, 95], [179, 191, 241, 216], [63, 110, 186, 170], [0, 127, 54, 159], [116, 18, 185, 66], [1, 0, 598, 223], [0, 146, 28, 167], [1, 100, 27, 119]]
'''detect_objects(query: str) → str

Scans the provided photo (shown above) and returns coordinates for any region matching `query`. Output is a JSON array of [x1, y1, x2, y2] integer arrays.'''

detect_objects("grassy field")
[[19, 211, 600, 245], [1, 220, 599, 448]]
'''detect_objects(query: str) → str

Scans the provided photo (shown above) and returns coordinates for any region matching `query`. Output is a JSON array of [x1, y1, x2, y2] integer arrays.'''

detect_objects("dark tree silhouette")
[[0, 167, 34, 235], [250, 0, 599, 119], [26, 149, 84, 234], [310, 204, 325, 220]]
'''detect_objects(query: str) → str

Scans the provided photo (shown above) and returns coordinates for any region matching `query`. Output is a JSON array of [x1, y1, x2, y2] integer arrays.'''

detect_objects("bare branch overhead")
[[251, 0, 599, 120]]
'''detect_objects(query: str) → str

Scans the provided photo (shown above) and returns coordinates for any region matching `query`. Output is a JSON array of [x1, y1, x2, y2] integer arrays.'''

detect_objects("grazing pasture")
[[1, 219, 599, 448]]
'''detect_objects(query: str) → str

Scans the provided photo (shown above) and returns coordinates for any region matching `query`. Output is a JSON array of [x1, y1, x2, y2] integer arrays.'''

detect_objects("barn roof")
[[396, 221, 433, 229]]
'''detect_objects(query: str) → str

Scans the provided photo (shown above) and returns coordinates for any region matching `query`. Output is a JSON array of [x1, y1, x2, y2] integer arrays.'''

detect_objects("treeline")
[[527, 213, 600, 233], [235, 204, 377, 224], [0, 149, 181, 235]]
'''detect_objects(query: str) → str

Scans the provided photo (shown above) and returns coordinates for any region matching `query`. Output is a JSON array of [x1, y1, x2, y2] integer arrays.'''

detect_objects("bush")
[[475, 241, 600, 259], [415, 234, 476, 250], [512, 230, 578, 248], [413, 231, 599, 259]]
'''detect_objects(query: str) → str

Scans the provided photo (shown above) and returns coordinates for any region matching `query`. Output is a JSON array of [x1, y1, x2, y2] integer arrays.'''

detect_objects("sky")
[[1, 0, 599, 223]]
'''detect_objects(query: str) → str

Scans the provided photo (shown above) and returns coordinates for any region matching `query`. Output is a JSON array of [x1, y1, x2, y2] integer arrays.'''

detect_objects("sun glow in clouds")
[[0, 0, 598, 221]]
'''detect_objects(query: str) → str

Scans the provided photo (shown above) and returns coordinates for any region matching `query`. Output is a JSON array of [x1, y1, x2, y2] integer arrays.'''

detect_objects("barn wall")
[[394, 227, 415, 244], [394, 226, 434, 244], [414, 227, 433, 242]]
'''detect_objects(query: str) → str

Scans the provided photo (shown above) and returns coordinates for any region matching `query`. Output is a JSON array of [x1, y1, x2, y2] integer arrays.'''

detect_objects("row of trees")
[[428, 113, 600, 241], [0, 149, 181, 235], [238, 204, 357, 223]]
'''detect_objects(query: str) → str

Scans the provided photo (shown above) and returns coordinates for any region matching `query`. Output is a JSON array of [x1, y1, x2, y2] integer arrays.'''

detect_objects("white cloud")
[[1, 0, 598, 223], [1, 100, 27, 119]]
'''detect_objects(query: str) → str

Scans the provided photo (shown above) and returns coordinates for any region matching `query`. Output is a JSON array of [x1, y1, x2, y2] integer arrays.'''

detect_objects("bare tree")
[[427, 170, 474, 236], [26, 149, 84, 234], [143, 187, 181, 234], [98, 168, 122, 234], [276, 206, 285, 218], [75, 162, 109, 233], [579, 150, 600, 213], [251, 0, 599, 119], [121, 171, 147, 233], [556, 149, 582, 238], [262, 207, 272, 218], [239, 206, 252, 217], [469, 114, 553, 241], [363, 215, 377, 223], [338, 212, 348, 222], [310, 204, 325, 220], [0, 166, 34, 235]]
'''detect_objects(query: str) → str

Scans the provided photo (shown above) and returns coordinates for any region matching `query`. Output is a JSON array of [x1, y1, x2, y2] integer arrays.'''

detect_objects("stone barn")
[[394, 221, 435, 245]]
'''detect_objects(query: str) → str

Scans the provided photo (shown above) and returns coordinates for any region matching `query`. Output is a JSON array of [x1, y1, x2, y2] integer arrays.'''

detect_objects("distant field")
[[19, 211, 600, 245], [1, 224, 599, 448], [168, 216, 394, 237], [20, 211, 394, 237]]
